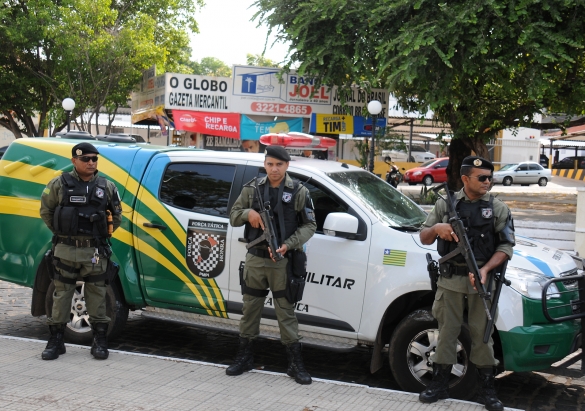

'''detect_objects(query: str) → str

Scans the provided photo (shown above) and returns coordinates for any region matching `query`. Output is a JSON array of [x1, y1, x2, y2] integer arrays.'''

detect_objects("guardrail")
[[542, 274, 585, 373]]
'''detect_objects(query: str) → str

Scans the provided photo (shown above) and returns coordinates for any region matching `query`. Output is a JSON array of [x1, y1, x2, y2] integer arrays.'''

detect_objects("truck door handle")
[[143, 222, 167, 230]]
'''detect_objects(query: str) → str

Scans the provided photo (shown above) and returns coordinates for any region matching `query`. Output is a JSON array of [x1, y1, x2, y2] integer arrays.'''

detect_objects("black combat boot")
[[285, 342, 312, 385], [419, 363, 452, 403], [226, 337, 254, 376], [90, 323, 109, 360], [476, 367, 504, 411], [41, 324, 67, 360]]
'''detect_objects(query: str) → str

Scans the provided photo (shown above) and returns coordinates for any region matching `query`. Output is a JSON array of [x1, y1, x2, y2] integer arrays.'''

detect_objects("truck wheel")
[[388, 309, 477, 400], [44, 280, 128, 345]]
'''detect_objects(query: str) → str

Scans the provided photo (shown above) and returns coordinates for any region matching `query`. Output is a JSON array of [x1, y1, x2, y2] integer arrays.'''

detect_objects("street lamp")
[[367, 100, 383, 173], [62, 98, 76, 132]]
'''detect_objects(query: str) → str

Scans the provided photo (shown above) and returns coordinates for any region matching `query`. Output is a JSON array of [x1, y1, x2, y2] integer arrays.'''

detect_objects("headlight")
[[506, 266, 560, 299], [413, 171, 422, 176]]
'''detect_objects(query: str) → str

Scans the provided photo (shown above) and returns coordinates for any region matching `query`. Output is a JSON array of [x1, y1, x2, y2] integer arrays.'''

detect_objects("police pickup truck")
[[0, 137, 582, 399]]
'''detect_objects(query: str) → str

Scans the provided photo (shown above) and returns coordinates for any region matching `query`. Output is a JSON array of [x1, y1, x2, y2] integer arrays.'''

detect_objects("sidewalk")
[[0, 336, 522, 411]]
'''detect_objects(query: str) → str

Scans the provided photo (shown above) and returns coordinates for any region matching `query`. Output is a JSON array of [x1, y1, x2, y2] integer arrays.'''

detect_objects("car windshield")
[[327, 170, 427, 229], [420, 159, 437, 168], [499, 164, 517, 171]]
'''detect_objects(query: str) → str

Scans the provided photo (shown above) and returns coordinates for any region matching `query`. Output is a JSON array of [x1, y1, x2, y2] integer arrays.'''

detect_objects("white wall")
[[500, 127, 540, 163]]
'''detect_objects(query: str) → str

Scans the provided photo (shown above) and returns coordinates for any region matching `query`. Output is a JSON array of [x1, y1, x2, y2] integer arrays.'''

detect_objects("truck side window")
[[160, 163, 236, 217], [292, 177, 348, 233]]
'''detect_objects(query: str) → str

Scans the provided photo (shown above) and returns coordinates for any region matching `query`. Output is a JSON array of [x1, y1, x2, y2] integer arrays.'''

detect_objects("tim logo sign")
[[186, 220, 227, 278]]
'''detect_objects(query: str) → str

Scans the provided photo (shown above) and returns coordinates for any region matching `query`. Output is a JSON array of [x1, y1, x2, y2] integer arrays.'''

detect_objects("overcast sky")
[[189, 1, 291, 67]]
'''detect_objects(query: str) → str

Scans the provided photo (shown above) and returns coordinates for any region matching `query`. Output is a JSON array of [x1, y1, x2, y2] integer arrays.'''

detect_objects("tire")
[[45, 280, 129, 345], [422, 175, 434, 186], [408, 156, 415, 163], [538, 177, 548, 187], [502, 176, 512, 186], [388, 309, 477, 400]]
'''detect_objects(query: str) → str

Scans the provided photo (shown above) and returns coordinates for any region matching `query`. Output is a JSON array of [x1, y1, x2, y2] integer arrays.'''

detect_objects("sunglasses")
[[76, 155, 99, 163], [469, 174, 493, 182]]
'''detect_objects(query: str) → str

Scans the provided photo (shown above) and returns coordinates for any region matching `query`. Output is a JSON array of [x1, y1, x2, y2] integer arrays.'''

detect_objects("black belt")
[[450, 265, 470, 276], [248, 248, 271, 259], [57, 238, 99, 248]]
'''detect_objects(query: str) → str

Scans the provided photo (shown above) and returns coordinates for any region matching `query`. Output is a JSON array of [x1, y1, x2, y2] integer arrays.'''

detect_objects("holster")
[[283, 249, 307, 304], [105, 259, 119, 285]]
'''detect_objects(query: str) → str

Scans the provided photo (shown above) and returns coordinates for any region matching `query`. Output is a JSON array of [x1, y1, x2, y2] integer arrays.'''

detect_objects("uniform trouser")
[[431, 286, 497, 367], [47, 249, 110, 326], [239, 253, 300, 345]]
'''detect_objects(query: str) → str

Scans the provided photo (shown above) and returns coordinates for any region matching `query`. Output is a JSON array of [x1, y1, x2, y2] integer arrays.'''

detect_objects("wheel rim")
[[503, 177, 511, 186], [406, 328, 468, 388], [539, 178, 547, 186], [68, 283, 91, 334], [423, 177, 432, 186]]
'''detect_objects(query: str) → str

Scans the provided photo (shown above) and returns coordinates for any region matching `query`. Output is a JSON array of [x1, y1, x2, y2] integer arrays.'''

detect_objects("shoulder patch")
[[42, 187, 50, 195]]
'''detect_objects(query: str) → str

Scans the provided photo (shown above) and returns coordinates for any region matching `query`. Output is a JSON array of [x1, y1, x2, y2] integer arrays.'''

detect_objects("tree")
[[192, 57, 232, 77], [0, 0, 203, 138], [254, 0, 585, 188], [246, 53, 280, 68]]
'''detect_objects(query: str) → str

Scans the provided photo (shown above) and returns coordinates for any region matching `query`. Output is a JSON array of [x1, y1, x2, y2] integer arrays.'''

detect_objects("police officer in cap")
[[418, 156, 515, 411], [40, 142, 122, 361], [228, 145, 317, 384]]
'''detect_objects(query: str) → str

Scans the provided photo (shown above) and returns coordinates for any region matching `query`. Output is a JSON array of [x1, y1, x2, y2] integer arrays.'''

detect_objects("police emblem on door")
[[186, 219, 227, 278]]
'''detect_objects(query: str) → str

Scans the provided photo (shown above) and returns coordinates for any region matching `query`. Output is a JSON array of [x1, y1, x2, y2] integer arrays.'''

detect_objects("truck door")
[[228, 165, 370, 337], [134, 153, 245, 318]]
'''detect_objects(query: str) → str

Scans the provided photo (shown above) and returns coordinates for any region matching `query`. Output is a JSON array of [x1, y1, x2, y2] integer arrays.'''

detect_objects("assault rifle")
[[431, 183, 492, 322], [244, 178, 284, 261]]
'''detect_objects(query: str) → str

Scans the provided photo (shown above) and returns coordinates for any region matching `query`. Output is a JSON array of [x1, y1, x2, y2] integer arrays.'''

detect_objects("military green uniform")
[[423, 189, 513, 367], [40, 169, 122, 326], [230, 174, 316, 344]]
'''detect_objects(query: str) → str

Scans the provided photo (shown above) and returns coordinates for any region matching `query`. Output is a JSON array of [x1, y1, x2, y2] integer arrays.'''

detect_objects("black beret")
[[265, 145, 291, 162], [72, 142, 99, 157], [460, 156, 494, 172]]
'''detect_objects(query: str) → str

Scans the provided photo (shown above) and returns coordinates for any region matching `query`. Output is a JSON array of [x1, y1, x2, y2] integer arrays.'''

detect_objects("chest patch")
[[95, 187, 105, 199], [69, 196, 87, 203], [282, 192, 292, 203], [481, 208, 493, 218]]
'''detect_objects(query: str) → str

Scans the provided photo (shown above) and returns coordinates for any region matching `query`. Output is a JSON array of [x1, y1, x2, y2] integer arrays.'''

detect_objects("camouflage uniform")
[[230, 173, 316, 344], [40, 168, 122, 326], [423, 189, 513, 367]]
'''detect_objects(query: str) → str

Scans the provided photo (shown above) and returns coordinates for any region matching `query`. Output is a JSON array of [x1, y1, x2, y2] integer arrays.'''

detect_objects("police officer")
[[418, 156, 515, 411], [40, 142, 122, 361], [228, 145, 317, 384]]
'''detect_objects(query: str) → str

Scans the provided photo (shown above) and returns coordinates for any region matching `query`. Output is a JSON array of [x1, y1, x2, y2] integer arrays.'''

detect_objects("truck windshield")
[[327, 170, 427, 229]]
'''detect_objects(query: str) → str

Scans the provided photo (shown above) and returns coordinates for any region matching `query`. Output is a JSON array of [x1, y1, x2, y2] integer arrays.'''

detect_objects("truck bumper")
[[499, 321, 580, 372]]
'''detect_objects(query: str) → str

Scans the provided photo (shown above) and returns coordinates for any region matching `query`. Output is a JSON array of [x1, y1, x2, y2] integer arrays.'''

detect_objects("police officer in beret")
[[418, 156, 515, 411], [40, 142, 122, 361], [228, 145, 317, 384]]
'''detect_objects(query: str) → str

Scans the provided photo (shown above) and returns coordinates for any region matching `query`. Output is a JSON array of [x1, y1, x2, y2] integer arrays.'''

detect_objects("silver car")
[[493, 162, 552, 186]]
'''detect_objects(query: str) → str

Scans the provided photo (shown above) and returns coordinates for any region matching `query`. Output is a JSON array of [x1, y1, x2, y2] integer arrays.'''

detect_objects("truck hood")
[[410, 234, 576, 278]]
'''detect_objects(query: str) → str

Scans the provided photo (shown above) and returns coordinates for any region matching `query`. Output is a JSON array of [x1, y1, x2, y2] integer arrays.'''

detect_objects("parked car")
[[403, 157, 449, 186], [382, 145, 436, 163], [551, 156, 585, 169], [493, 162, 552, 186]]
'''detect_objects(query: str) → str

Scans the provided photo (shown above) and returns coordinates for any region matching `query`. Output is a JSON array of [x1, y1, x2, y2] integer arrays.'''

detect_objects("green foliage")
[[408, 185, 438, 206], [191, 57, 232, 77], [254, 0, 585, 185], [246, 53, 281, 68], [0, 0, 204, 137]]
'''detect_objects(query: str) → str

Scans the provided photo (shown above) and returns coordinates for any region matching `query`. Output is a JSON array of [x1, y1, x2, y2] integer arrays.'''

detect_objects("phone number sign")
[[251, 102, 312, 116]]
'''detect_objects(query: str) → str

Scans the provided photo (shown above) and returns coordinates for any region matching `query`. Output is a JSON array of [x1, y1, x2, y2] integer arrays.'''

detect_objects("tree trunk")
[[446, 135, 490, 191]]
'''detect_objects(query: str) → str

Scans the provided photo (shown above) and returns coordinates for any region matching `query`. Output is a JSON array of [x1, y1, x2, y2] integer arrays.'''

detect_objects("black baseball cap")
[[460, 156, 494, 172]]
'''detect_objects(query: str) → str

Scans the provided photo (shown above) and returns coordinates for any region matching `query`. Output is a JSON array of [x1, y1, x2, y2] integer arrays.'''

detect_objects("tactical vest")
[[53, 173, 109, 239], [437, 196, 496, 264], [245, 178, 299, 247]]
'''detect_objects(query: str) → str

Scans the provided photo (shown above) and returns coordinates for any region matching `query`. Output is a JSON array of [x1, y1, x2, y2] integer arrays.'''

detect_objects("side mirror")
[[323, 213, 359, 240]]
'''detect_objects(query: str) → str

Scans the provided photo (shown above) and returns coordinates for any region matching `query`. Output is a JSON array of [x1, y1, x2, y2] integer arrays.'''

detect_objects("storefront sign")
[[173, 110, 240, 139], [352, 116, 387, 137], [309, 114, 354, 134], [166, 73, 232, 112], [240, 116, 303, 140]]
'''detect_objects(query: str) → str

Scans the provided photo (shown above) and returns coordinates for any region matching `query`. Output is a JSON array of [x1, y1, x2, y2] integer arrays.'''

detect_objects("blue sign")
[[240, 115, 303, 140], [353, 116, 387, 137]]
